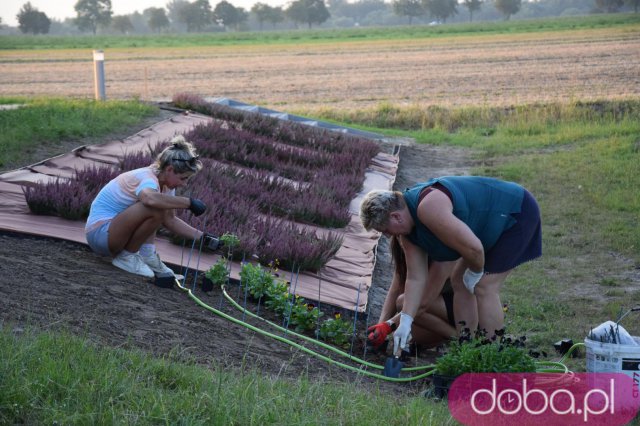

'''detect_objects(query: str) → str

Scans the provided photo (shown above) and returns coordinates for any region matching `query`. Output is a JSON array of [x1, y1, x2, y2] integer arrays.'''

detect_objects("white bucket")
[[585, 336, 640, 379]]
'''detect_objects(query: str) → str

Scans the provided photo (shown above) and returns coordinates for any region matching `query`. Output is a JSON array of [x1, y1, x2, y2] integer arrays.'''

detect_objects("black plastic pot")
[[154, 274, 175, 289], [201, 276, 213, 292], [431, 374, 457, 399]]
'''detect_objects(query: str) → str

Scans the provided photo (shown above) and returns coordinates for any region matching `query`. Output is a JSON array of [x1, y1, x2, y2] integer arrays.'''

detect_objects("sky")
[[0, 0, 289, 27]]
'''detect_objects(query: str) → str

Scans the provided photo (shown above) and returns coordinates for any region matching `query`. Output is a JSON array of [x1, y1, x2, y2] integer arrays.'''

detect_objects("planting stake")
[[349, 281, 362, 357], [256, 296, 262, 317], [191, 217, 208, 292], [237, 253, 246, 300], [616, 305, 640, 325], [362, 300, 372, 360], [242, 270, 249, 323], [315, 272, 322, 340], [282, 262, 299, 332]]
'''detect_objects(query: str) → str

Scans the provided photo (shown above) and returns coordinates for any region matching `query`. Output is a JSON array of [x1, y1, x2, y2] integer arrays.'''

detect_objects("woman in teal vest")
[[360, 176, 541, 355]]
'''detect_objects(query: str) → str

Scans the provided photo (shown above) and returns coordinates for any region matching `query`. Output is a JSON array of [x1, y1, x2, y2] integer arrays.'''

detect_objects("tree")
[[17, 2, 51, 34], [166, 0, 189, 31], [422, 0, 457, 22], [594, 0, 624, 12], [111, 15, 133, 33], [213, 1, 247, 30], [392, 0, 424, 24], [286, 0, 330, 28], [462, 0, 482, 22], [177, 0, 212, 32], [494, 0, 521, 20], [329, 0, 387, 23], [626, 0, 640, 13], [74, 0, 112, 34], [252, 3, 284, 30], [145, 7, 170, 32]]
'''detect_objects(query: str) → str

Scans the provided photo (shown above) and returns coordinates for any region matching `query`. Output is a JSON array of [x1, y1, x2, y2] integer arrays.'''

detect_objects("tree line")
[[9, 0, 640, 35]]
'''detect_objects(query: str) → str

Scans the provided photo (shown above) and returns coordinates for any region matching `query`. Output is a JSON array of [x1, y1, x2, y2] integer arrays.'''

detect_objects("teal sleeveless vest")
[[403, 176, 524, 261]]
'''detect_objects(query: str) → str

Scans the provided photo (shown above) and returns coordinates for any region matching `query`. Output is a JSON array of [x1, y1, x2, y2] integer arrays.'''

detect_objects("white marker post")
[[93, 50, 106, 100]]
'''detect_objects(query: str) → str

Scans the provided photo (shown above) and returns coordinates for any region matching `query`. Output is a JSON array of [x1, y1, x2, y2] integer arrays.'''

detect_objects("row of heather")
[[24, 95, 381, 272], [172, 93, 379, 155]]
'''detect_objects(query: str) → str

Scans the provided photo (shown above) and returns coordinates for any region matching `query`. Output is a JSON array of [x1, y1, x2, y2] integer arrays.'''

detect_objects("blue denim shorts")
[[85, 221, 112, 257]]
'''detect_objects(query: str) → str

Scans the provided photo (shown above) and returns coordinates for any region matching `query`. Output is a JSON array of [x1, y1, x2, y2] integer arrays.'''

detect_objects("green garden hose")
[[174, 278, 437, 382], [175, 278, 578, 381], [221, 285, 433, 372]]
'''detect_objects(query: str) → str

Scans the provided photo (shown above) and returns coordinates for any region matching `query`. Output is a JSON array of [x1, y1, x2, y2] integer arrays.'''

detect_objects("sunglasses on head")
[[173, 155, 200, 166]]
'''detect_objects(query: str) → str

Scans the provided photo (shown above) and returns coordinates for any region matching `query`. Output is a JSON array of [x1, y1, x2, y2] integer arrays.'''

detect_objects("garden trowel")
[[383, 349, 404, 378]]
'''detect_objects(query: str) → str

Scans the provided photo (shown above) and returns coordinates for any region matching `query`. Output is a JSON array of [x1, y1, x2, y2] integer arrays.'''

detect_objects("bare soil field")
[[1, 28, 639, 110]]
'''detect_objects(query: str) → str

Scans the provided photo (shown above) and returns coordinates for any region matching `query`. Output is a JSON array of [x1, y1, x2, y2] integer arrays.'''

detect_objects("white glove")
[[393, 312, 413, 355], [463, 268, 484, 294]]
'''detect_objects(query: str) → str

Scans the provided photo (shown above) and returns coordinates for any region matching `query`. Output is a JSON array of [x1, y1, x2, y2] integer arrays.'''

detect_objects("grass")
[[0, 97, 157, 170], [2, 95, 640, 422], [0, 14, 638, 50], [0, 327, 452, 425]]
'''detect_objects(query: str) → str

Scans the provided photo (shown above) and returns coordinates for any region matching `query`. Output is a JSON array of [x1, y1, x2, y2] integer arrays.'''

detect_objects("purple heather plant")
[[119, 148, 155, 172], [23, 177, 94, 220], [26, 93, 379, 273]]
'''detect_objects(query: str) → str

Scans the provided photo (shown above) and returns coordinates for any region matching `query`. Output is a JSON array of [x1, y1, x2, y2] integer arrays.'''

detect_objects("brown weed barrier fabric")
[[0, 112, 397, 311]]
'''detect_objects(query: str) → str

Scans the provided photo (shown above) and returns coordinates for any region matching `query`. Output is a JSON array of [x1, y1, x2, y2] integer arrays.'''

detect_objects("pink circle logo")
[[448, 373, 640, 425]]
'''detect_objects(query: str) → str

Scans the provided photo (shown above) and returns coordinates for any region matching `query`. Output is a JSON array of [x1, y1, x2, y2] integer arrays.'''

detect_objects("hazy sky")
[[1, 0, 288, 27]]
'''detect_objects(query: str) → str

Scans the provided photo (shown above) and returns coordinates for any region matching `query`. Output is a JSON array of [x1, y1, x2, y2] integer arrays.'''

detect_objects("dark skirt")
[[484, 189, 542, 273]]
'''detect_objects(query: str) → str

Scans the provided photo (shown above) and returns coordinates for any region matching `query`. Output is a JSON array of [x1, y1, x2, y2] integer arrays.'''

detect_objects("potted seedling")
[[201, 233, 239, 292], [202, 257, 229, 292], [431, 327, 537, 398]]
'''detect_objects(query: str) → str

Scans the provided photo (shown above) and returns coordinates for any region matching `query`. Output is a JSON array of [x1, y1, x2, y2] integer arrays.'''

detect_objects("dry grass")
[[1, 27, 639, 110]]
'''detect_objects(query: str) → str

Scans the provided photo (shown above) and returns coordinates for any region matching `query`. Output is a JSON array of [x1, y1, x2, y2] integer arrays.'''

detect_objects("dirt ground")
[[0, 108, 474, 394]]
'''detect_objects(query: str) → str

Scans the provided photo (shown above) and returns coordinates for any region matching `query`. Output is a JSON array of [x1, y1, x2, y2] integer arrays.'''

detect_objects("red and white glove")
[[367, 320, 396, 348]]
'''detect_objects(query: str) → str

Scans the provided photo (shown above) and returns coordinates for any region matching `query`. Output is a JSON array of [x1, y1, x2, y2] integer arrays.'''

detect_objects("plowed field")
[[1, 28, 639, 110]]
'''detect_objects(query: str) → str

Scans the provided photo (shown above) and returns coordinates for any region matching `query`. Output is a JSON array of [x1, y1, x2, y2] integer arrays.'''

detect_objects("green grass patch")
[[0, 14, 638, 50], [304, 100, 640, 152], [0, 97, 26, 105], [0, 98, 157, 170], [0, 326, 452, 425], [491, 133, 640, 256]]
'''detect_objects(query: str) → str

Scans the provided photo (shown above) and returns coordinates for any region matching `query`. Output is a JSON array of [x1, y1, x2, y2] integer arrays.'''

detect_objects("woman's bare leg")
[[474, 270, 511, 336], [108, 202, 164, 255], [450, 259, 478, 333]]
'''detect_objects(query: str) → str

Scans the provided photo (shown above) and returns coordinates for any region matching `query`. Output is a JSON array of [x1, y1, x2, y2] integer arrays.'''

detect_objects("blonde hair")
[[154, 135, 203, 174], [359, 189, 405, 231]]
